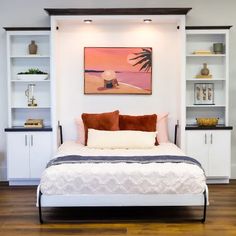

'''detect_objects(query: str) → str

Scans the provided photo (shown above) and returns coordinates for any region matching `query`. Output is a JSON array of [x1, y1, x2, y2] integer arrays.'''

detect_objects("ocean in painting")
[[85, 71, 151, 91]]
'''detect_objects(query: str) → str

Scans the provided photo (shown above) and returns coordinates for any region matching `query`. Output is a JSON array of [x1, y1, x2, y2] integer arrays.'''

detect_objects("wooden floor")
[[0, 181, 236, 236]]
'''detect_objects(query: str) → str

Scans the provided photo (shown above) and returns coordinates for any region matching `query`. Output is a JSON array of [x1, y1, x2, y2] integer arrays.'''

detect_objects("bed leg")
[[201, 190, 207, 223], [38, 190, 44, 224]]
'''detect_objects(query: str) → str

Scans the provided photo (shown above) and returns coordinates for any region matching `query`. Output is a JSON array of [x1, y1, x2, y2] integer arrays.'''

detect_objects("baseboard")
[[8, 179, 40, 186]]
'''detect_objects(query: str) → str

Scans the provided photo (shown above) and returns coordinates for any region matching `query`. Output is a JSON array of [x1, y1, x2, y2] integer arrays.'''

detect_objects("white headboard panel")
[[53, 21, 182, 144]]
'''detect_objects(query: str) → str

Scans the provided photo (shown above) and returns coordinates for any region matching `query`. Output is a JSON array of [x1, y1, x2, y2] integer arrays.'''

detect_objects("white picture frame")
[[194, 83, 214, 105]]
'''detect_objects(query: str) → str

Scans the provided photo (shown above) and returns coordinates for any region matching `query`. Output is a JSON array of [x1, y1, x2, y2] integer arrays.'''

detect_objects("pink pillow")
[[75, 118, 85, 145], [157, 113, 169, 143]]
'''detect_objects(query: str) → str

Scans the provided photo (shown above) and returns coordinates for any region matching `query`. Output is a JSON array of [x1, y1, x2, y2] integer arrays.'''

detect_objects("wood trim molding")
[[186, 26, 233, 30], [44, 8, 192, 16], [3, 27, 51, 31]]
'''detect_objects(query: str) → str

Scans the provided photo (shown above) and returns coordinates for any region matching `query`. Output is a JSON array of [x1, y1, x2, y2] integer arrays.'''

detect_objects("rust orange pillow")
[[119, 114, 157, 131], [82, 110, 120, 145], [119, 114, 158, 145]]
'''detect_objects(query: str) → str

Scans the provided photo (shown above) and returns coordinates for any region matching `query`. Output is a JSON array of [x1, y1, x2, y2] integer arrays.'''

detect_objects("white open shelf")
[[186, 78, 225, 81], [11, 80, 50, 82], [7, 30, 52, 127], [10, 55, 50, 58], [185, 30, 228, 126], [186, 54, 225, 57], [186, 105, 226, 108]]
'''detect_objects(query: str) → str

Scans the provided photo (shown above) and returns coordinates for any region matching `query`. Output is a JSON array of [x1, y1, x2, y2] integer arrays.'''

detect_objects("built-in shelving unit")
[[6, 28, 51, 128], [185, 28, 229, 126], [185, 26, 233, 183], [4, 27, 52, 185]]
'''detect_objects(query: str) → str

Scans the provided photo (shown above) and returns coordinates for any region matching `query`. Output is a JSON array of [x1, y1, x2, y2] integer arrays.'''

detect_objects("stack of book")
[[24, 119, 44, 128], [192, 50, 212, 55], [196, 74, 212, 79]]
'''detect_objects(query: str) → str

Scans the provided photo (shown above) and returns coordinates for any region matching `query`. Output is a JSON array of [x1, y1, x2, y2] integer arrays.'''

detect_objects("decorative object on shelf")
[[25, 83, 37, 107], [84, 47, 152, 94], [194, 83, 214, 105], [24, 119, 44, 128], [201, 63, 210, 76], [213, 43, 224, 54], [192, 50, 212, 55], [28, 40, 38, 54], [17, 68, 48, 81], [195, 63, 212, 79], [196, 117, 219, 127]]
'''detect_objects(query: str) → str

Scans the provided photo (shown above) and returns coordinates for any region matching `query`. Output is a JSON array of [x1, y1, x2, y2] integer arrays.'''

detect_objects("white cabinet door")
[[208, 131, 231, 177], [29, 132, 52, 178], [186, 131, 209, 175], [7, 133, 30, 179]]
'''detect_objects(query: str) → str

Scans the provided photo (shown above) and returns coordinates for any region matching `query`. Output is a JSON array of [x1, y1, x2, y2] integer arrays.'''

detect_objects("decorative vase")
[[28, 40, 37, 54], [201, 63, 210, 76], [213, 43, 224, 54]]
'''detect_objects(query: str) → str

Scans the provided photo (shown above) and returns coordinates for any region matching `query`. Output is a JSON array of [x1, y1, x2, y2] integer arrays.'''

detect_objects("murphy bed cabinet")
[[185, 26, 233, 183], [4, 27, 52, 185]]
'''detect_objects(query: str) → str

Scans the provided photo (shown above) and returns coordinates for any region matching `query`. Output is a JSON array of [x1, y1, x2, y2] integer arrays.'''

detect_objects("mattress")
[[40, 141, 206, 195]]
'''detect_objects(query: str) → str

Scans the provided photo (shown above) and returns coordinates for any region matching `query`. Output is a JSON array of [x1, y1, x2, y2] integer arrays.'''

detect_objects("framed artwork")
[[84, 47, 152, 94], [194, 83, 214, 105]]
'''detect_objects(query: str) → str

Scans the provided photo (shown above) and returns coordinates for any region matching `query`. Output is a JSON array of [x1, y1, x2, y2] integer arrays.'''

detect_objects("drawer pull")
[[31, 135, 33, 146], [205, 133, 207, 144], [25, 135, 27, 146]]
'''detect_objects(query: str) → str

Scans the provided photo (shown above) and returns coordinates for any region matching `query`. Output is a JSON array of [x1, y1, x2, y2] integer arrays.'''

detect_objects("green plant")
[[129, 48, 152, 72], [18, 68, 47, 75]]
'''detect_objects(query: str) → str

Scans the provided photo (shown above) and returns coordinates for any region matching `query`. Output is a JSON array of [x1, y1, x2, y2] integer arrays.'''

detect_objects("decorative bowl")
[[196, 118, 219, 127]]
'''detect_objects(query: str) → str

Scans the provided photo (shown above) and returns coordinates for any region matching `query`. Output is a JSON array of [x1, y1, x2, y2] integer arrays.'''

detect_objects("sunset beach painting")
[[84, 47, 152, 94]]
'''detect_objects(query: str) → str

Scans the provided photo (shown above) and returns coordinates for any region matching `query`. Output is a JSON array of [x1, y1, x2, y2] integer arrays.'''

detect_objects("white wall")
[[0, 0, 236, 180], [55, 21, 181, 142]]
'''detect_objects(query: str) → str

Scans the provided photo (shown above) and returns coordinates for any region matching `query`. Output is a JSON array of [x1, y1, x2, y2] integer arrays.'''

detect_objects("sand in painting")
[[84, 74, 149, 94]]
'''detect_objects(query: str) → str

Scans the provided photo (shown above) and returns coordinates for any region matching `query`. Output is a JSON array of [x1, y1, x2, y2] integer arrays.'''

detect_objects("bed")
[[37, 141, 208, 223]]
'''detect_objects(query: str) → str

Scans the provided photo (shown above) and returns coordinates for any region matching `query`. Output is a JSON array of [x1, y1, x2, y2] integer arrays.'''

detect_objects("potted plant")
[[17, 68, 48, 81]]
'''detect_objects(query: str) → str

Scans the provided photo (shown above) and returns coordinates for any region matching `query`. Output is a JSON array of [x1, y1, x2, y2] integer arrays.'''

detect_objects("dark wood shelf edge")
[[3, 27, 51, 31], [185, 126, 233, 130], [5, 127, 53, 132], [44, 8, 192, 16], [186, 26, 233, 30]]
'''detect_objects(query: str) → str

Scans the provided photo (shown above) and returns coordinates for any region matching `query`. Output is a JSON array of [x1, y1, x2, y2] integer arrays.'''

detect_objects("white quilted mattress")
[[40, 142, 206, 195]]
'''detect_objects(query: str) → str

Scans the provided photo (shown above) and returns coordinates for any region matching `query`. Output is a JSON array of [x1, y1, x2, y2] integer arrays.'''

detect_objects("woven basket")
[[196, 118, 219, 126]]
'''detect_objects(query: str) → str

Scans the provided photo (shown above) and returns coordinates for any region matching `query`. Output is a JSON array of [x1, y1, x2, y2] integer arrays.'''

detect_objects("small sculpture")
[[25, 84, 37, 106]]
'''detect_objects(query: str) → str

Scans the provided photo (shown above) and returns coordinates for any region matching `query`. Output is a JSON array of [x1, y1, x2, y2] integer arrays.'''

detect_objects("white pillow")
[[87, 129, 157, 149]]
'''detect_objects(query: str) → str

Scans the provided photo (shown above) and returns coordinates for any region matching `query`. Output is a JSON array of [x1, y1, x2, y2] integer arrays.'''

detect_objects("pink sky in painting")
[[84, 47, 151, 72]]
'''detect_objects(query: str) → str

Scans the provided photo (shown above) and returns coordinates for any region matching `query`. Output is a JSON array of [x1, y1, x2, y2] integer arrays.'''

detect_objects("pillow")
[[75, 118, 85, 145], [119, 114, 157, 131], [81, 110, 120, 145], [157, 113, 169, 143], [87, 129, 157, 149]]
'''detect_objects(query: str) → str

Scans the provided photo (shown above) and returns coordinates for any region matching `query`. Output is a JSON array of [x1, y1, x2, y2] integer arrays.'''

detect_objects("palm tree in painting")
[[129, 48, 152, 72]]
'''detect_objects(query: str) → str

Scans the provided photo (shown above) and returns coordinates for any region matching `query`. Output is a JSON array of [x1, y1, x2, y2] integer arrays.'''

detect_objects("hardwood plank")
[[1, 181, 236, 235]]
